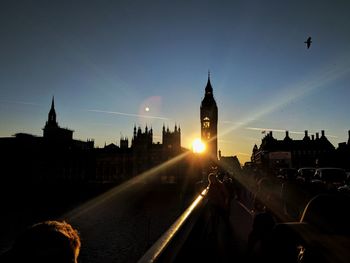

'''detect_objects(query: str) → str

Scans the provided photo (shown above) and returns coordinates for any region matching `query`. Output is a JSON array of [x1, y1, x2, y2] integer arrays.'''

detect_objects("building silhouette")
[[335, 130, 350, 170], [94, 124, 184, 183], [199, 74, 242, 176], [132, 125, 154, 176], [0, 98, 94, 185], [251, 130, 336, 172], [162, 124, 181, 155], [43, 97, 73, 141], [132, 124, 182, 177], [200, 73, 218, 160], [0, 95, 191, 186], [94, 140, 132, 183]]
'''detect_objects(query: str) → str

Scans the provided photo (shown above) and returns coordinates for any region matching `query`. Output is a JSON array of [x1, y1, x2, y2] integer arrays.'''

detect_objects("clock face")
[[203, 116, 210, 128]]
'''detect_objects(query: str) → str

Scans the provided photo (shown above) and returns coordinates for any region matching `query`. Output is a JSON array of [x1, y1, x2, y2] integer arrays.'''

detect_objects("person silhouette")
[[1, 220, 81, 263], [247, 212, 276, 262], [206, 173, 231, 263]]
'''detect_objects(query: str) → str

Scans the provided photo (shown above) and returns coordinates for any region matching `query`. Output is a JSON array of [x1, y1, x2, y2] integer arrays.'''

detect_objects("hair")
[[11, 220, 81, 263]]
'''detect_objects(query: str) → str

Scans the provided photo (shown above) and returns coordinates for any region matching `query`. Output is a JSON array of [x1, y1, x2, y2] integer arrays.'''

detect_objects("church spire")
[[47, 96, 57, 126], [51, 96, 55, 110]]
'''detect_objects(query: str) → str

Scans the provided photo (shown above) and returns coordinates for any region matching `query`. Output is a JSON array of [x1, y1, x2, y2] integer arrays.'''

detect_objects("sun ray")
[[218, 63, 350, 139], [61, 151, 190, 221]]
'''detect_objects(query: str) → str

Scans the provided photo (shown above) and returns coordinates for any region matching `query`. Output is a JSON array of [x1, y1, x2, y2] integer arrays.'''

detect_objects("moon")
[[145, 107, 150, 112]]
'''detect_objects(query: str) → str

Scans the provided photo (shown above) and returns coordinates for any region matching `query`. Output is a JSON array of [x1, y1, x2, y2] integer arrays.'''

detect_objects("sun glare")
[[192, 138, 205, 153]]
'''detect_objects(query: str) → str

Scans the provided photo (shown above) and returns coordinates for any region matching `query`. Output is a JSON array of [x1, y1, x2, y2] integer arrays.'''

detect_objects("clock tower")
[[200, 73, 218, 160]]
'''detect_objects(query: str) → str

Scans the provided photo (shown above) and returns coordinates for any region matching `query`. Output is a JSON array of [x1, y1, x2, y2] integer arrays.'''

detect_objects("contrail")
[[245, 127, 304, 135], [0, 100, 42, 106], [87, 109, 170, 120], [218, 62, 350, 138]]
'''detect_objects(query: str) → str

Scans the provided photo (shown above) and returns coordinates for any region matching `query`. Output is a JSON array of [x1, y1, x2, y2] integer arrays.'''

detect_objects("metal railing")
[[137, 188, 208, 263]]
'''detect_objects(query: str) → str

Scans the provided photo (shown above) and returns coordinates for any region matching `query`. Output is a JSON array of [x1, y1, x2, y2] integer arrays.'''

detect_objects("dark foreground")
[[0, 182, 195, 263]]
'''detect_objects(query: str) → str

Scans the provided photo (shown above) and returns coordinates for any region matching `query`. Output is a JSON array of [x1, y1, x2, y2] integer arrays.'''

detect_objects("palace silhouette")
[[250, 130, 350, 172], [1, 75, 350, 185]]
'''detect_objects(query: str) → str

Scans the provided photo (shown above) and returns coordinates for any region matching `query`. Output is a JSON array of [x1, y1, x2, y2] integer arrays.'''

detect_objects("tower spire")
[[51, 96, 55, 110], [201, 73, 218, 160], [205, 71, 213, 94]]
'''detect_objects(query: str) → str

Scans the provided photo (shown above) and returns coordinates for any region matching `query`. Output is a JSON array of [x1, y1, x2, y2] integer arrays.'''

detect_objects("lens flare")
[[192, 138, 205, 153]]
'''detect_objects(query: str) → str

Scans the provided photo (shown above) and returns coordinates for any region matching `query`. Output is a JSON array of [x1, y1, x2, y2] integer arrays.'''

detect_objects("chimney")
[[269, 131, 273, 137], [311, 135, 315, 140], [316, 132, 319, 139], [305, 130, 308, 137], [321, 130, 325, 137], [286, 131, 289, 138], [348, 130, 350, 144]]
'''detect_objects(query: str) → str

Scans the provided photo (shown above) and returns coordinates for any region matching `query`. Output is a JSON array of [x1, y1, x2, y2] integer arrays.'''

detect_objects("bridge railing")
[[137, 187, 208, 263]]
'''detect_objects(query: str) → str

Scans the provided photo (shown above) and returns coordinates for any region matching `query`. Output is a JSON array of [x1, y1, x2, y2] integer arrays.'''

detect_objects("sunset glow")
[[192, 138, 205, 153]]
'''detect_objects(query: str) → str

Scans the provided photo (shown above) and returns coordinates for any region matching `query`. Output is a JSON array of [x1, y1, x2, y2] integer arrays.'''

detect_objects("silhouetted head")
[[208, 172, 218, 184], [10, 220, 80, 263]]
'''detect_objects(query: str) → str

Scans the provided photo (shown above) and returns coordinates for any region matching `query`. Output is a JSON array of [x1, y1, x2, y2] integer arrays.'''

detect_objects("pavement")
[[67, 183, 194, 263]]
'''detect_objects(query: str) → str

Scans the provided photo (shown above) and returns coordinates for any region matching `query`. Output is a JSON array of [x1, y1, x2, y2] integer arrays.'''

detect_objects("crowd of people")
[[205, 167, 350, 263], [1, 167, 349, 263]]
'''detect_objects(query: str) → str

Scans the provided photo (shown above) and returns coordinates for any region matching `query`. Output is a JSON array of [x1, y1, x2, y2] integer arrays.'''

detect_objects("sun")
[[192, 138, 205, 153]]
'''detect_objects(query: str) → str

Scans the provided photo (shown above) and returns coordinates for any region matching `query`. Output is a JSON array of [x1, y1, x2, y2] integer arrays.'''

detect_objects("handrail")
[[137, 187, 209, 263]]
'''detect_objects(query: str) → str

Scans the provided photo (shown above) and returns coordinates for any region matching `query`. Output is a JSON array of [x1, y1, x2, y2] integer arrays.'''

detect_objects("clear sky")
[[1, 0, 350, 164]]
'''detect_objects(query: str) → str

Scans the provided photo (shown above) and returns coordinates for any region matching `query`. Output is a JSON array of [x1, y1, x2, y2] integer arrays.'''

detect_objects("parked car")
[[346, 170, 350, 183], [296, 167, 316, 183], [311, 168, 347, 192], [337, 184, 350, 193], [313, 168, 347, 183], [337, 170, 350, 193]]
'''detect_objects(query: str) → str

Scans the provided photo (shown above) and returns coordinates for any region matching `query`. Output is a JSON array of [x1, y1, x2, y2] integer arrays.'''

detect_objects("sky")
[[1, 0, 350, 164]]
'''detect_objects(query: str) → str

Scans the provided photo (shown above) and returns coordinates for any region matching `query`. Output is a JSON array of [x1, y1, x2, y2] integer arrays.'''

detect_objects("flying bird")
[[304, 37, 312, 49]]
